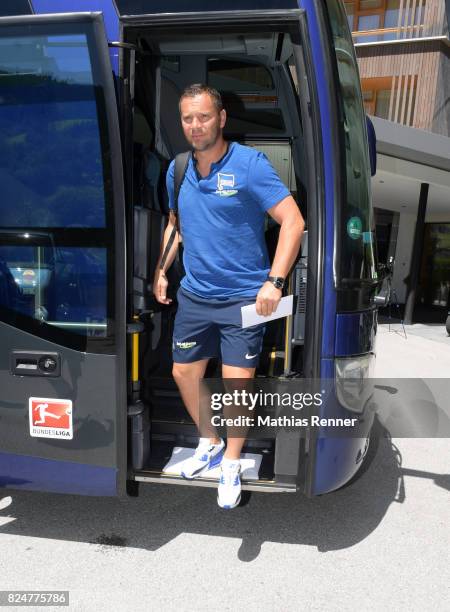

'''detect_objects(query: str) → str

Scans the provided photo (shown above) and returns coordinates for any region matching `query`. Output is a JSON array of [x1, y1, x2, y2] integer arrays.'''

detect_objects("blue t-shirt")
[[166, 142, 290, 298]]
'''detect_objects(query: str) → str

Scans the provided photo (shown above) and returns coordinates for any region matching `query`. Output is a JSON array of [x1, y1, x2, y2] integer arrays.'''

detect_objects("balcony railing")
[[346, 0, 449, 43], [353, 24, 426, 42]]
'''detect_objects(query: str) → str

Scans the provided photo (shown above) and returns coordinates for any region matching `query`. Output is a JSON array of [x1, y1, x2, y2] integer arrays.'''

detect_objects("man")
[[153, 84, 304, 509]]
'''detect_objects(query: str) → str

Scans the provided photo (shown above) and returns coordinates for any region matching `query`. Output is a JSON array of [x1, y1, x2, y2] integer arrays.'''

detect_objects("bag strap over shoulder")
[[173, 150, 191, 215], [159, 151, 191, 272]]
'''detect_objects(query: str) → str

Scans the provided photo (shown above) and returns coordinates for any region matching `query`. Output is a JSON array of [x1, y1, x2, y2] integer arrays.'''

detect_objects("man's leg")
[[172, 287, 220, 442], [219, 309, 265, 461], [222, 363, 255, 459], [216, 364, 255, 508], [173, 359, 225, 479], [172, 359, 220, 442]]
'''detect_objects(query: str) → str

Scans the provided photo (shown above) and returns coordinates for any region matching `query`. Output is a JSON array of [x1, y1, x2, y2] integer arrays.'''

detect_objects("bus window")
[[208, 57, 274, 91], [0, 242, 106, 332], [325, 0, 378, 288], [208, 57, 286, 136], [0, 24, 116, 350], [0, 33, 105, 227], [0, 1, 32, 17]]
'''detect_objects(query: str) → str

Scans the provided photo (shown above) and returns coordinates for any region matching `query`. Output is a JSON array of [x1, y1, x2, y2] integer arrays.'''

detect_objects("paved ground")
[[0, 324, 449, 611], [375, 322, 450, 376]]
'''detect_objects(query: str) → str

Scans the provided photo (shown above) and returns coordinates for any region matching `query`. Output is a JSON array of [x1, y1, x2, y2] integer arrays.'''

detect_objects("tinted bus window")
[[0, 24, 115, 350], [0, 33, 105, 228], [325, 0, 377, 286], [0, 1, 32, 17], [208, 58, 274, 92], [0, 243, 107, 335], [208, 57, 285, 135]]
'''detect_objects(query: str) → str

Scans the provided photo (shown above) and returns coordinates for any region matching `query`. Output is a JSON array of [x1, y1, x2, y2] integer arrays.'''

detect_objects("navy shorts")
[[172, 287, 266, 367]]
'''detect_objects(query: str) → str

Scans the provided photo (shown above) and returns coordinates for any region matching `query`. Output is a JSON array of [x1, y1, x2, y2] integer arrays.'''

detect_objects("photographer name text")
[[211, 415, 358, 427]]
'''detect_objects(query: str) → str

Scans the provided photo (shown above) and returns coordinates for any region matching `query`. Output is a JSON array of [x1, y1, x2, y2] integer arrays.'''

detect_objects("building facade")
[[347, 0, 449, 135], [344, 0, 450, 322]]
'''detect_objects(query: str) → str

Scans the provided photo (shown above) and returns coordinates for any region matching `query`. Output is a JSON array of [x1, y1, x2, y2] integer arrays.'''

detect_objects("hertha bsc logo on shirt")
[[216, 173, 238, 196]]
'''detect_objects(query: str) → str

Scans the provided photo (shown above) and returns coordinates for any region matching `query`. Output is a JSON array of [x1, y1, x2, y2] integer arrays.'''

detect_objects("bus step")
[[131, 471, 297, 493], [136, 440, 279, 485]]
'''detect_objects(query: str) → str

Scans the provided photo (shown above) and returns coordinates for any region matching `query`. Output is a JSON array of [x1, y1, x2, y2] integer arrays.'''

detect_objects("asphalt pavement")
[[0, 323, 449, 611]]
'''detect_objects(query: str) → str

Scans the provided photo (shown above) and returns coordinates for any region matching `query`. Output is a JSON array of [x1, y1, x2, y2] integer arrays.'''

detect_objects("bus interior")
[[126, 22, 315, 488]]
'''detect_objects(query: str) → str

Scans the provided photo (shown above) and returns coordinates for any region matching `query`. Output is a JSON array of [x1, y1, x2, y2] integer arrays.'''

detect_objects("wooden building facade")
[[345, 0, 450, 136]]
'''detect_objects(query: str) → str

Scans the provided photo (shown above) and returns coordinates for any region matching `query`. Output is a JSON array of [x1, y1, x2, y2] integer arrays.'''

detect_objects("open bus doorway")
[[124, 17, 319, 491]]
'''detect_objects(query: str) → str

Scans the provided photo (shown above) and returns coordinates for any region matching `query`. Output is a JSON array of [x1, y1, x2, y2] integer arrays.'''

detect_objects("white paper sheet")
[[162, 447, 263, 480], [241, 294, 294, 328]]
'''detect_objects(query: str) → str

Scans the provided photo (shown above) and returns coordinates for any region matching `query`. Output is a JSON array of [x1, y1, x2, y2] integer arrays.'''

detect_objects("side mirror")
[[373, 262, 389, 306], [366, 115, 377, 177], [376, 262, 387, 279]]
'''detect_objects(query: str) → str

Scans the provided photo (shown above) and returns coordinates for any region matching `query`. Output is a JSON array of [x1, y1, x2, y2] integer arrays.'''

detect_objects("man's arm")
[[153, 211, 180, 305], [256, 195, 305, 316]]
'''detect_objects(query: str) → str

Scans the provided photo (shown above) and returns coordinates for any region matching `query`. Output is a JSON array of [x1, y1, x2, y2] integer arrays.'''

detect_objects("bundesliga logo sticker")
[[29, 397, 73, 440]]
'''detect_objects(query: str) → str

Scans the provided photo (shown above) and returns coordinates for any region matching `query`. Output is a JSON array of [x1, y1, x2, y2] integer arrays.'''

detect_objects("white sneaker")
[[217, 459, 241, 509], [180, 438, 225, 480]]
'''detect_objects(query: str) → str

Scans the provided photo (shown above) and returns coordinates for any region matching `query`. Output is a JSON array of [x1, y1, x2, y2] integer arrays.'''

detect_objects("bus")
[[0, 0, 379, 500]]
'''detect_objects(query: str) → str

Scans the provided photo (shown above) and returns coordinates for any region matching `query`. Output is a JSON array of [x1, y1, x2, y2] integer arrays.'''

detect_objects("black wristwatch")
[[267, 276, 285, 290]]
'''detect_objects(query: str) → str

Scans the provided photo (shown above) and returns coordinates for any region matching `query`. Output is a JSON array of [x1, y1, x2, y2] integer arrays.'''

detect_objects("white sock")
[[222, 456, 240, 468], [199, 437, 222, 446]]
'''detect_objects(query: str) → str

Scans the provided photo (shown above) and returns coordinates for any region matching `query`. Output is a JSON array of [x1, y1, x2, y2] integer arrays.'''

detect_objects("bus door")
[[0, 13, 127, 496]]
